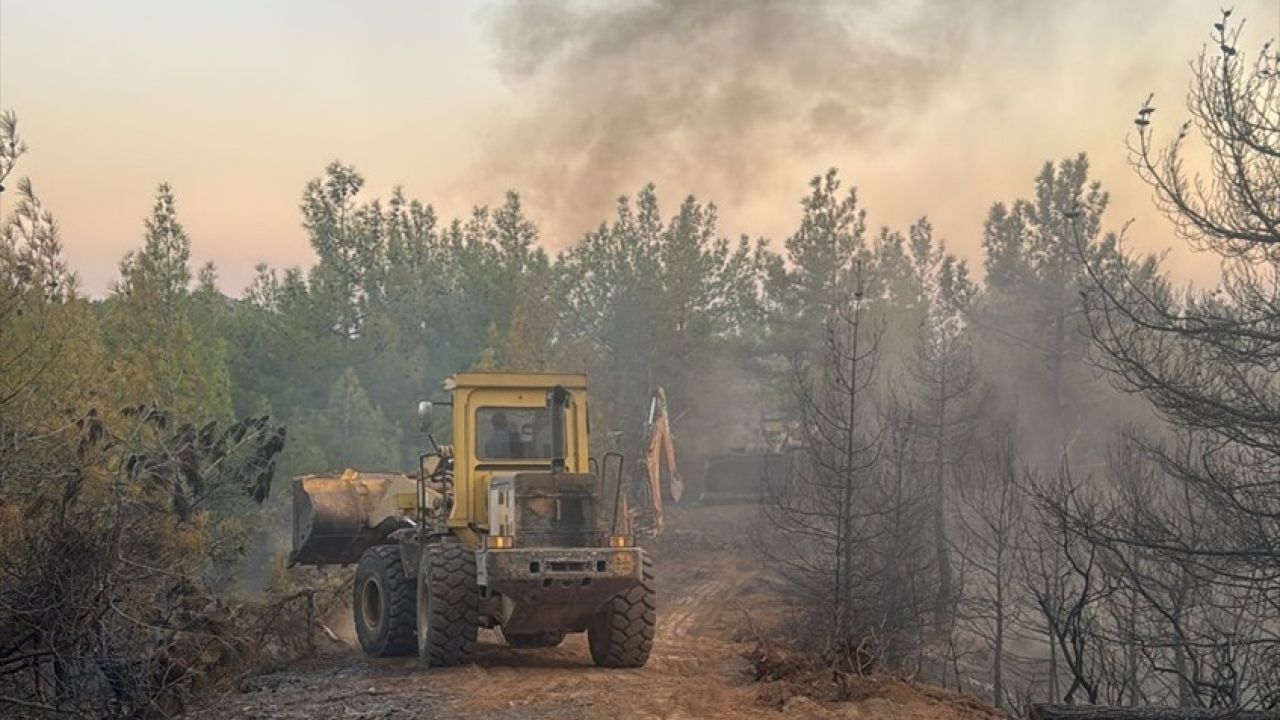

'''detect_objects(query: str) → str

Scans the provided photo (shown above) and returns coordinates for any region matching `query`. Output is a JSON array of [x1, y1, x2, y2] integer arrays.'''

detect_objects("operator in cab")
[[484, 411, 516, 459]]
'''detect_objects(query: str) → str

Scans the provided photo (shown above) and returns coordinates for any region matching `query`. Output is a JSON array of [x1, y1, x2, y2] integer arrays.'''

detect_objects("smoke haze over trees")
[[484, 0, 996, 236]]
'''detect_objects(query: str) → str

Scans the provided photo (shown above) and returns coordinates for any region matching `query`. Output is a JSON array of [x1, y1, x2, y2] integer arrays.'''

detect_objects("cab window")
[[476, 406, 552, 460]]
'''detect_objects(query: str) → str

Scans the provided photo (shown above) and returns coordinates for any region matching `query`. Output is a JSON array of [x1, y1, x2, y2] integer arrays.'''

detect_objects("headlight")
[[486, 535, 514, 549]]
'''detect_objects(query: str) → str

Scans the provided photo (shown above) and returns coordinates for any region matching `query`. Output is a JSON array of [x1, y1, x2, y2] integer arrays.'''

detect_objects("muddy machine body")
[[291, 373, 654, 667]]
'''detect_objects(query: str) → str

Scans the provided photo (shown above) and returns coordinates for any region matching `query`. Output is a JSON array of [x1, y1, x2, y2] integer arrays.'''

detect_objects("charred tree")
[[1074, 12, 1280, 708], [760, 270, 933, 665], [953, 433, 1027, 709], [1030, 705, 1280, 720]]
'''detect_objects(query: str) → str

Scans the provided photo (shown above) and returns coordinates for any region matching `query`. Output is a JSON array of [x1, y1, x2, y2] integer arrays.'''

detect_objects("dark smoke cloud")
[[483, 0, 1006, 244]]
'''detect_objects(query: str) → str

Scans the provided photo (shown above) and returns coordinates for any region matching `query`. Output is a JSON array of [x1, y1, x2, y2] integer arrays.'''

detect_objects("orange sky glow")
[[2, 0, 1275, 296]]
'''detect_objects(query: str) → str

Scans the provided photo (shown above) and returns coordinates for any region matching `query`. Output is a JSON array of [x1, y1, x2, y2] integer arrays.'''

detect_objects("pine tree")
[[768, 169, 869, 350], [107, 184, 232, 422], [321, 368, 402, 470], [976, 155, 1112, 469]]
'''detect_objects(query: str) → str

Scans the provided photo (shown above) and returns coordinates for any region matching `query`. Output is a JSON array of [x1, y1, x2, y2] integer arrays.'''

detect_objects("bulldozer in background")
[[697, 416, 803, 504], [290, 372, 655, 667]]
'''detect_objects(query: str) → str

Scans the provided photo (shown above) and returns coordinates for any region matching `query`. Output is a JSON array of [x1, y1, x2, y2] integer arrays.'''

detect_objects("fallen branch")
[[316, 621, 343, 645], [0, 693, 87, 717]]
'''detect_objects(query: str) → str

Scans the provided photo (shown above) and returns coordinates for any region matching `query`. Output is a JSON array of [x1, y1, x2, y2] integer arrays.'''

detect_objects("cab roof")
[[446, 372, 589, 391]]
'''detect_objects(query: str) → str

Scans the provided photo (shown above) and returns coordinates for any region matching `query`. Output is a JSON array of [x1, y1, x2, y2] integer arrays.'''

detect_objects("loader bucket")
[[290, 471, 410, 566]]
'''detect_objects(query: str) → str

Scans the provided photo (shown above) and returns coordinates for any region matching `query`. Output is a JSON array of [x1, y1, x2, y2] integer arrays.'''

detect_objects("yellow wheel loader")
[[290, 373, 655, 668]]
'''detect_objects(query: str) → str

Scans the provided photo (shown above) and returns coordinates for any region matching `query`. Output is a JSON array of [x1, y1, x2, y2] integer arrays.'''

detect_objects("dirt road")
[[188, 506, 998, 720]]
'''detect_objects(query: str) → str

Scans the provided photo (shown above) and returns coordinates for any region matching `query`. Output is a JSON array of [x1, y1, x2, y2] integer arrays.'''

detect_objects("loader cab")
[[443, 373, 595, 546]]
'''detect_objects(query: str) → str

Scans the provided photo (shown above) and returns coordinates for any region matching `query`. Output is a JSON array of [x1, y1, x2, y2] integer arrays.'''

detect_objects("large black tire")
[[417, 543, 479, 667], [587, 553, 655, 668], [353, 545, 417, 657], [503, 631, 565, 649]]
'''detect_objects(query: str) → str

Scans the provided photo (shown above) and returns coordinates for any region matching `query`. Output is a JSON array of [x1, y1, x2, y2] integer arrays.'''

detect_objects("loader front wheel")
[[353, 545, 417, 657], [587, 553, 655, 668], [417, 543, 478, 667]]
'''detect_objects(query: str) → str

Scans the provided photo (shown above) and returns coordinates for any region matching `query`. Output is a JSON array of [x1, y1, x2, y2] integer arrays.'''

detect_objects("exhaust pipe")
[[548, 385, 571, 473]]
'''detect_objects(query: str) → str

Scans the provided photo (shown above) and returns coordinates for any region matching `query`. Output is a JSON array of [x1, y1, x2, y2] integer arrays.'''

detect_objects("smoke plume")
[[483, 0, 1000, 244]]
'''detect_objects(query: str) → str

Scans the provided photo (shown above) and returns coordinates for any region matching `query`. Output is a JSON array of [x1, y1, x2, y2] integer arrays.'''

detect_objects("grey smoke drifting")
[[484, 0, 999, 243]]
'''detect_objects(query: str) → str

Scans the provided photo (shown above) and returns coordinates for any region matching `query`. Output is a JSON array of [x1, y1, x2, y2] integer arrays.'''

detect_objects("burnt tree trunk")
[[1030, 705, 1280, 720]]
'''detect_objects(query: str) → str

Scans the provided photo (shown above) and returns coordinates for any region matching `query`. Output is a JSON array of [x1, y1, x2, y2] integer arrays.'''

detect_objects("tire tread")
[[588, 553, 655, 668], [354, 545, 417, 657], [419, 543, 478, 667]]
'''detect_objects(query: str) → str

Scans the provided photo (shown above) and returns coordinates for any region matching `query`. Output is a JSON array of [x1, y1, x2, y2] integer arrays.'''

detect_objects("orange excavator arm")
[[638, 387, 683, 534]]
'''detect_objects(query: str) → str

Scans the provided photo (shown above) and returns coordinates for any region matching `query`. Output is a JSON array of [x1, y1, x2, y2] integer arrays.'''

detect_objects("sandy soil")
[[186, 505, 1002, 720]]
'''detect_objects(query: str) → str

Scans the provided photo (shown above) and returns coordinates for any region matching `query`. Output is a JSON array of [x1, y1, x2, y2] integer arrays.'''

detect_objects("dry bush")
[[748, 638, 1010, 718], [747, 638, 887, 709], [0, 406, 322, 718]]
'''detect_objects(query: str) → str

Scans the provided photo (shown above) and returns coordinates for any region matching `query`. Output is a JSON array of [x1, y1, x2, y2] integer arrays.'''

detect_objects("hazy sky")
[[2, 0, 1276, 295]]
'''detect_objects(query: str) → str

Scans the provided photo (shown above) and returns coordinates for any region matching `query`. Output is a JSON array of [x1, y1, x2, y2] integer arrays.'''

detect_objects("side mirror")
[[417, 401, 433, 433]]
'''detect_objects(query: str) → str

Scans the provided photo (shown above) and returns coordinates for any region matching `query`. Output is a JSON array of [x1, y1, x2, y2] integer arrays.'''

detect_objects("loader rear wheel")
[[504, 631, 565, 649], [353, 545, 417, 657], [587, 553, 655, 668], [417, 543, 478, 667]]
